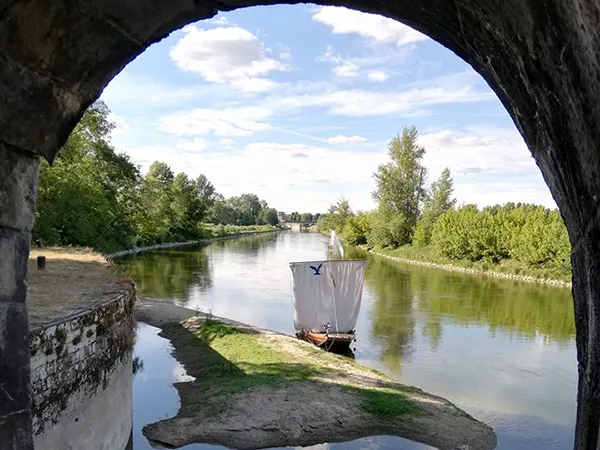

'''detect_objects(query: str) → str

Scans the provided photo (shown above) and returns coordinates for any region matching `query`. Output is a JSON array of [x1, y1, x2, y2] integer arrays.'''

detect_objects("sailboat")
[[289, 231, 367, 353]]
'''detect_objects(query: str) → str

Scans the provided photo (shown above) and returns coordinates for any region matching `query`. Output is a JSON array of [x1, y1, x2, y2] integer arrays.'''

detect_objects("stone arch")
[[1, 1, 599, 449]]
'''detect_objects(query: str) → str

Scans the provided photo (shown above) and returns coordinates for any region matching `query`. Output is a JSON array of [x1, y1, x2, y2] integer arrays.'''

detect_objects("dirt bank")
[[136, 298, 497, 450], [27, 247, 126, 327]]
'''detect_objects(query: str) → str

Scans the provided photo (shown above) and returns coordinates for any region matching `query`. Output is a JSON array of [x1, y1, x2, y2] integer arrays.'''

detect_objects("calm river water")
[[121, 231, 577, 450]]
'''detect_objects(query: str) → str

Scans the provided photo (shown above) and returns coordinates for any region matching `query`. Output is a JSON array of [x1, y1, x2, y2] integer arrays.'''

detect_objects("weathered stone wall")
[[29, 283, 135, 449]]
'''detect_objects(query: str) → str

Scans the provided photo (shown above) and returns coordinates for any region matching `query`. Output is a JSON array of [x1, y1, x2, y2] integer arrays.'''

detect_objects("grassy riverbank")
[[368, 245, 572, 285], [105, 225, 280, 258], [201, 223, 279, 238], [136, 300, 496, 450], [161, 319, 417, 417], [326, 227, 571, 286]]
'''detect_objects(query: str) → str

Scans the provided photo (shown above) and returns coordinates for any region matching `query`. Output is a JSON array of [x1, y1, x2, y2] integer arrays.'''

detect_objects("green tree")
[[301, 212, 313, 222], [133, 162, 176, 244], [343, 211, 373, 246], [511, 207, 570, 267], [317, 197, 354, 234], [413, 168, 456, 246], [195, 174, 216, 220], [430, 203, 571, 268], [208, 194, 236, 225], [258, 207, 279, 226], [372, 126, 427, 247], [231, 194, 263, 225], [170, 173, 201, 239], [34, 100, 140, 252]]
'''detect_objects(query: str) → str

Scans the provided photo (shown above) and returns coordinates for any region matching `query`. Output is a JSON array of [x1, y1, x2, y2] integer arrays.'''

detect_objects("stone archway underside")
[[1, 1, 599, 448]]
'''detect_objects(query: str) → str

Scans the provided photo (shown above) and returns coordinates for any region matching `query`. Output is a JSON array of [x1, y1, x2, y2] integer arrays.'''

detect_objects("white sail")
[[289, 260, 366, 333], [329, 230, 344, 258]]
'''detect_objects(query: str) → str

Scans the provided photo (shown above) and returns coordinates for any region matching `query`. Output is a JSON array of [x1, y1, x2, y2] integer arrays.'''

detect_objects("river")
[[120, 231, 577, 450]]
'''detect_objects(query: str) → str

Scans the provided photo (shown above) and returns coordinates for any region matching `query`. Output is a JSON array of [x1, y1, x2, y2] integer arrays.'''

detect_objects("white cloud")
[[232, 77, 280, 92], [101, 71, 254, 113], [207, 142, 384, 188], [108, 113, 131, 137], [419, 127, 537, 177], [367, 70, 389, 82], [313, 6, 428, 46], [159, 107, 272, 137], [319, 48, 360, 78], [454, 180, 556, 209], [415, 126, 556, 208], [327, 135, 367, 144], [333, 61, 359, 78], [207, 15, 229, 26], [121, 141, 385, 212], [170, 25, 286, 92], [122, 145, 182, 172], [175, 138, 208, 153], [121, 129, 554, 214], [266, 84, 494, 117]]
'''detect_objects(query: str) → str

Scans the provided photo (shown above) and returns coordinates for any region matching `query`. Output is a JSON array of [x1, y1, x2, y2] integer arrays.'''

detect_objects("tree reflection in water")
[[360, 249, 574, 374], [116, 248, 212, 300]]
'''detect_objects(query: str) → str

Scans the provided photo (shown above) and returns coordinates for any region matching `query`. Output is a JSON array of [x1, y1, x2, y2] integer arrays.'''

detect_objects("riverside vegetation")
[[35, 101, 570, 282], [34, 101, 281, 254], [318, 126, 571, 283]]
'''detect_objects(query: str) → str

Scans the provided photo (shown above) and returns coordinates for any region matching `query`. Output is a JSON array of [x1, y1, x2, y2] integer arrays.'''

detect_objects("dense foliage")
[[430, 203, 570, 267], [33, 102, 280, 253], [316, 126, 571, 277]]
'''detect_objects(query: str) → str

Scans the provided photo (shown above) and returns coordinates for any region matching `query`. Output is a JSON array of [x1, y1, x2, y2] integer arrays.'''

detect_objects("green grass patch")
[[162, 320, 323, 390], [344, 386, 419, 417], [161, 319, 418, 418]]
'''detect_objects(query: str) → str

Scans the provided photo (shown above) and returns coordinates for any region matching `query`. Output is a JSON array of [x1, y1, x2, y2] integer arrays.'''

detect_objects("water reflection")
[[119, 232, 578, 449], [120, 248, 213, 301]]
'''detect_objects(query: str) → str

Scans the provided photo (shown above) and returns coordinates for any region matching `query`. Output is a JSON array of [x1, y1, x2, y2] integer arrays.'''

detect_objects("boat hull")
[[296, 329, 355, 354]]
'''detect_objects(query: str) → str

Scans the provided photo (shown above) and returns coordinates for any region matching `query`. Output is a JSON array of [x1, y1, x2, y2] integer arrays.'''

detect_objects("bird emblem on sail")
[[309, 263, 323, 275]]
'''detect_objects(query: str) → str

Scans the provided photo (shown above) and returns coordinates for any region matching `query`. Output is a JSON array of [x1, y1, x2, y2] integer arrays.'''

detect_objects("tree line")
[[281, 212, 322, 223], [33, 102, 280, 254], [318, 126, 571, 274]]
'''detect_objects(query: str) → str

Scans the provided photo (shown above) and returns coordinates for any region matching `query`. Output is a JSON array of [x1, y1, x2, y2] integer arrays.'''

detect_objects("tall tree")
[[34, 100, 140, 252], [259, 207, 279, 226], [413, 167, 456, 246], [195, 174, 216, 220], [371, 126, 427, 247], [134, 162, 176, 243]]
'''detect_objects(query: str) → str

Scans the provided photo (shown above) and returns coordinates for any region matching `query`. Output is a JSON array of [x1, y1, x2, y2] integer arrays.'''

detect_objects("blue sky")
[[100, 5, 555, 214]]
